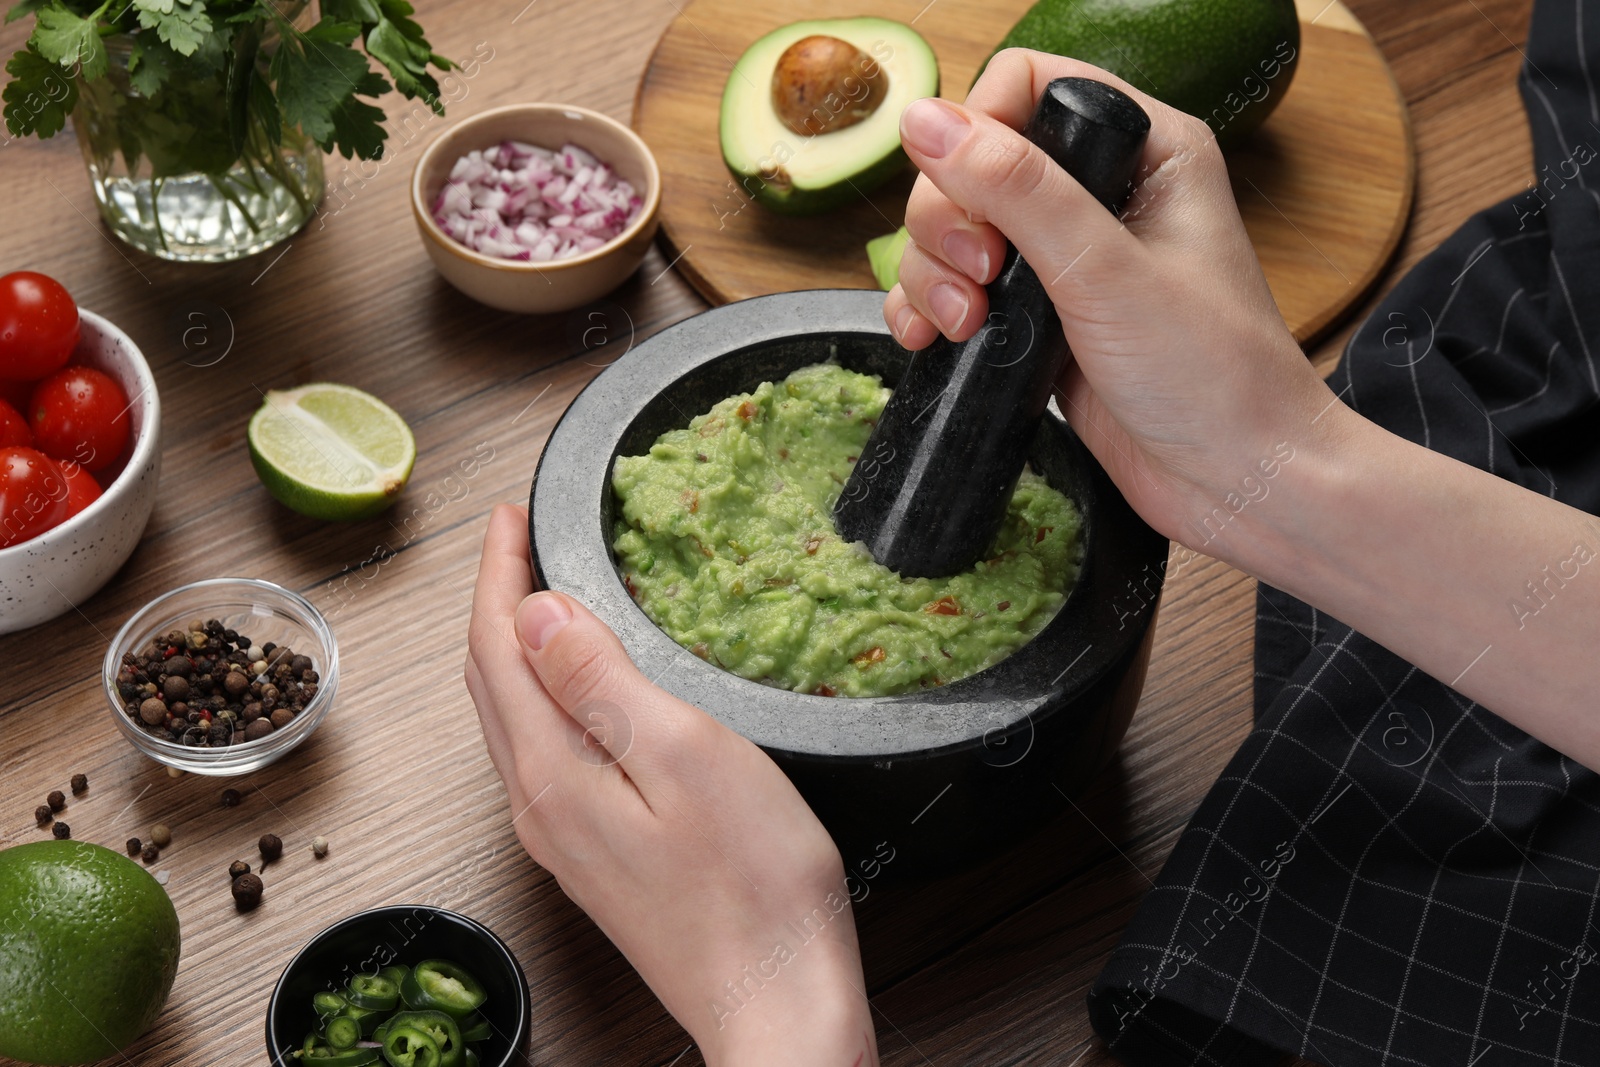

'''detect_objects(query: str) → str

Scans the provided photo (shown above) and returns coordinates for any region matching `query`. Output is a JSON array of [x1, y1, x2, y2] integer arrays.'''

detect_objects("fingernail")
[[942, 229, 990, 283], [517, 592, 572, 651], [892, 303, 917, 343], [900, 98, 969, 160], [926, 283, 970, 334]]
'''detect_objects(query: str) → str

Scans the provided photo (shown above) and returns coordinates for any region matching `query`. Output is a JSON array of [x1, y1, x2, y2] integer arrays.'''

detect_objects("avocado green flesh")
[[611, 364, 1084, 698], [866, 226, 910, 289], [991, 0, 1300, 149], [720, 17, 940, 215]]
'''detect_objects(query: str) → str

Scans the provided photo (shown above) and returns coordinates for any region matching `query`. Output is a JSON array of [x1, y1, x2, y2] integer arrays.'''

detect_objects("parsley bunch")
[[2, 0, 453, 170]]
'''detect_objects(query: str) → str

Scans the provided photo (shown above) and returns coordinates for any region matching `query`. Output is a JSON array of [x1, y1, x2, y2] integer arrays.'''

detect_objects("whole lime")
[[0, 841, 181, 1065], [991, 0, 1301, 148]]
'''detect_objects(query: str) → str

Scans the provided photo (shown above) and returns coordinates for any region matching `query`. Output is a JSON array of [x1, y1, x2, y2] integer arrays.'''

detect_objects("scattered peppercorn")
[[258, 833, 283, 863], [116, 627, 316, 747], [52, 822, 70, 839], [221, 788, 242, 808], [141, 843, 159, 863], [232, 872, 264, 911], [70, 773, 88, 794], [312, 836, 329, 858], [229, 860, 251, 880], [151, 823, 172, 848], [46, 790, 65, 812], [34, 805, 51, 825], [127, 837, 142, 856]]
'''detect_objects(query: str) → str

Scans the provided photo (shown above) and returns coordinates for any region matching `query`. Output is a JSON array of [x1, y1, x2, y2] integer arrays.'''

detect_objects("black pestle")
[[833, 78, 1150, 578]]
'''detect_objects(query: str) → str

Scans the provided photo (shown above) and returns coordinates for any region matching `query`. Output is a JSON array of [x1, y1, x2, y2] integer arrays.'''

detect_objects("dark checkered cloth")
[[1087, 2, 1600, 1064]]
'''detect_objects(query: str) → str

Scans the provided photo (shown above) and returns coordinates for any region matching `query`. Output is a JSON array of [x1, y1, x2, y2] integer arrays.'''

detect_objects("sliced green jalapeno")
[[341, 1002, 386, 1037], [324, 1015, 361, 1050], [399, 961, 487, 1019], [298, 1046, 379, 1066], [301, 957, 491, 1067], [346, 973, 401, 1010], [457, 1014, 490, 1044], [312, 990, 349, 1020], [385, 1010, 463, 1067], [380, 1025, 441, 1067]]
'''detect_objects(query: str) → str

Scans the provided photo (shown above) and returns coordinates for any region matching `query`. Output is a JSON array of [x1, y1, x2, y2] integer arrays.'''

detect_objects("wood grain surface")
[[633, 0, 1414, 347], [0, 1, 1537, 1065]]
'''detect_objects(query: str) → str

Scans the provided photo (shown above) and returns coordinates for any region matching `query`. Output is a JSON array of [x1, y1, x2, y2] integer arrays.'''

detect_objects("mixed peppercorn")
[[114, 619, 319, 746], [23, 770, 331, 915], [33, 774, 85, 837]]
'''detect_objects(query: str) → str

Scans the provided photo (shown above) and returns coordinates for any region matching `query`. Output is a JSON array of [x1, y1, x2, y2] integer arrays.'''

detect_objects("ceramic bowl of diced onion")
[[410, 103, 661, 314]]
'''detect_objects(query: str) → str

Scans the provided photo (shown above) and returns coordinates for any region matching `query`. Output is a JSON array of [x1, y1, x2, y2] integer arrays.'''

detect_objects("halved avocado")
[[720, 17, 940, 216]]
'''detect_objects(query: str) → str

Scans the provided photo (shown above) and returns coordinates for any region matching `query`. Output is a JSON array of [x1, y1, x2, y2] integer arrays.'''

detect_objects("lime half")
[[248, 383, 416, 521]]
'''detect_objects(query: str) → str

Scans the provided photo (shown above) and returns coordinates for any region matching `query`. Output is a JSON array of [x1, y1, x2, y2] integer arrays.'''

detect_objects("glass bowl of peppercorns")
[[103, 577, 338, 775]]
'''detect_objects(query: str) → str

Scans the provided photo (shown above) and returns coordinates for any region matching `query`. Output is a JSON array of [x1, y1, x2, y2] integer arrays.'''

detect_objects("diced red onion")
[[431, 140, 644, 262]]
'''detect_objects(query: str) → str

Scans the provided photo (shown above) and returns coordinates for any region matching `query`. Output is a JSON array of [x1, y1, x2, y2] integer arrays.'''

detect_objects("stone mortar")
[[529, 289, 1168, 876]]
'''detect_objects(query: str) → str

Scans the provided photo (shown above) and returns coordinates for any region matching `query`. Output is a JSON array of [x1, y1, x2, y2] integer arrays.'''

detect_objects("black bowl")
[[264, 905, 530, 1066], [529, 289, 1168, 876]]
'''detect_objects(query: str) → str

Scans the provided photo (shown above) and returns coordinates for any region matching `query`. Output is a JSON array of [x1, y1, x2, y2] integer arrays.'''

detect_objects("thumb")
[[513, 590, 674, 769]]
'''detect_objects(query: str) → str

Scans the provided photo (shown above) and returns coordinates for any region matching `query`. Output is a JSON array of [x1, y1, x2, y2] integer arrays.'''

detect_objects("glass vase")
[[70, 34, 323, 263]]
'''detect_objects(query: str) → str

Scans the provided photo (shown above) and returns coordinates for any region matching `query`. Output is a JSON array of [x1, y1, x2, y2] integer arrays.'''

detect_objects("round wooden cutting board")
[[632, 0, 1413, 346]]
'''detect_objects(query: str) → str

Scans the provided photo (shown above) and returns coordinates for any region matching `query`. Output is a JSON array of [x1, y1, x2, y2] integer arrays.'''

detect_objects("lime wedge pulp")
[[248, 383, 416, 521]]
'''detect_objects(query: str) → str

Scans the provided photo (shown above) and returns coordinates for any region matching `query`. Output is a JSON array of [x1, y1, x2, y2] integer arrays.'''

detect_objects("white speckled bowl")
[[0, 309, 161, 634]]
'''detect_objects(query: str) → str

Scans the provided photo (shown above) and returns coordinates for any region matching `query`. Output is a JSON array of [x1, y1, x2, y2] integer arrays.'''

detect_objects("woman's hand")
[[464, 504, 878, 1066], [888, 51, 1600, 769], [885, 48, 1346, 551]]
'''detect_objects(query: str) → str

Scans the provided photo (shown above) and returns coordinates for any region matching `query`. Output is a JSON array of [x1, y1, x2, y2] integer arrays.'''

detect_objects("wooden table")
[[0, 1, 1538, 1064]]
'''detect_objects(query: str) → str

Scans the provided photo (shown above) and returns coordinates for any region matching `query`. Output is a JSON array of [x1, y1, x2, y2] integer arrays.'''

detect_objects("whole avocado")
[[990, 0, 1300, 149]]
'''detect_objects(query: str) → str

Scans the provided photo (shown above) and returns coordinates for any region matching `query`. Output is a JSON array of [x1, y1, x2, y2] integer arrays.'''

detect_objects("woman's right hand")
[[884, 48, 1347, 553], [888, 51, 1600, 772]]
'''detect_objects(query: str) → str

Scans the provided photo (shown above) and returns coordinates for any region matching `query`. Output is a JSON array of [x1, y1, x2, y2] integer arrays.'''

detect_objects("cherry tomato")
[[58, 458, 102, 518], [0, 378, 32, 411], [0, 447, 70, 548], [0, 272, 79, 381], [29, 366, 130, 472], [0, 399, 30, 449]]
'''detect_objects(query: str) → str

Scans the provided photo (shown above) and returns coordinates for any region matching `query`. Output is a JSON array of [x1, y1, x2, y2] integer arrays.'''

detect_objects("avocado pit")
[[771, 34, 890, 137]]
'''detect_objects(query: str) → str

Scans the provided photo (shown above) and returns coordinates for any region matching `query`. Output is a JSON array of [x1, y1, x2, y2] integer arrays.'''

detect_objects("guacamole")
[[610, 364, 1083, 697]]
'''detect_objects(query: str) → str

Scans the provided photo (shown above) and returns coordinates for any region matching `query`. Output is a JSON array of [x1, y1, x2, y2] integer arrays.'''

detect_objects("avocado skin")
[[989, 0, 1300, 150], [735, 143, 917, 216]]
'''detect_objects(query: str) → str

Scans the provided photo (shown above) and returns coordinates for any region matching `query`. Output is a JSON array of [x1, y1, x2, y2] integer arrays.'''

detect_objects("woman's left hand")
[[464, 503, 878, 1066]]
